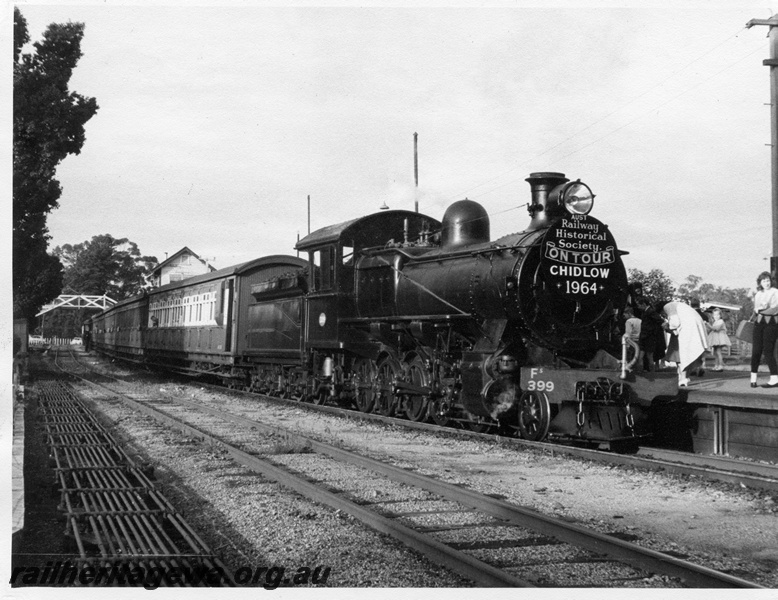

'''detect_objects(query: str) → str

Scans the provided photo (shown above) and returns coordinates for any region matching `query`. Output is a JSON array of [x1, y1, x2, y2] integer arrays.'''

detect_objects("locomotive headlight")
[[562, 180, 595, 215]]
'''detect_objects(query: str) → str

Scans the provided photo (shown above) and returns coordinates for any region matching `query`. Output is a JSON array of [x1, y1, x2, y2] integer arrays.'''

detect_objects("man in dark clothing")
[[690, 298, 710, 375], [639, 301, 666, 371]]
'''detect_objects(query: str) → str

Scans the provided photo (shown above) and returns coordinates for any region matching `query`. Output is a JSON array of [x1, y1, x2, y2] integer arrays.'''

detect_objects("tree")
[[627, 268, 676, 308], [676, 274, 724, 305], [676, 274, 753, 321], [53, 235, 158, 300], [13, 8, 99, 319], [13, 247, 63, 320]]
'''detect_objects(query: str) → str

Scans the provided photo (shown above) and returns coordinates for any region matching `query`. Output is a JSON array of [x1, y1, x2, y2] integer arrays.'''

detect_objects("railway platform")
[[683, 369, 777, 462]]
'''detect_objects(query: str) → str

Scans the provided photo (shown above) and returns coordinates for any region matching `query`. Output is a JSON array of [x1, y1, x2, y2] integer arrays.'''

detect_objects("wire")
[[544, 42, 769, 170], [622, 223, 772, 249], [448, 28, 766, 202]]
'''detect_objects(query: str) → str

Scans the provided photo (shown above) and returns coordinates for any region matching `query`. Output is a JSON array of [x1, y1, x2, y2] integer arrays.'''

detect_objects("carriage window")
[[342, 245, 354, 266]]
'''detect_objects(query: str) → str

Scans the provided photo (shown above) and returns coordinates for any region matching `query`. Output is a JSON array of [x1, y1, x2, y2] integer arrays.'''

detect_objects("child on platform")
[[707, 308, 731, 372]]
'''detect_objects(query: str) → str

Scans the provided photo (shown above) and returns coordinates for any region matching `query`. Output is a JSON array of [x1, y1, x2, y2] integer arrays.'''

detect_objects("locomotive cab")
[[295, 210, 441, 351]]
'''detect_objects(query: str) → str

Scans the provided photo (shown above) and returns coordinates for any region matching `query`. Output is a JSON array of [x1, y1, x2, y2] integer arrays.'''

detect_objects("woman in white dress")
[[661, 301, 709, 387]]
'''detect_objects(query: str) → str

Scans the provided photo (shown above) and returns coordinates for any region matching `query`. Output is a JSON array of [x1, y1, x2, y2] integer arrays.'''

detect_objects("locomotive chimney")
[[525, 172, 569, 230]]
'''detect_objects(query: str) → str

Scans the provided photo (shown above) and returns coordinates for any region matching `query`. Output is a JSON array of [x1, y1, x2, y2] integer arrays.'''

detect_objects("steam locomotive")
[[90, 172, 679, 446]]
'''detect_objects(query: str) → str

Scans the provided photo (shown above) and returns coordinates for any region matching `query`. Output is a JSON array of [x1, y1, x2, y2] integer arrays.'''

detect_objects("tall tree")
[[53, 235, 158, 300], [13, 8, 99, 319]]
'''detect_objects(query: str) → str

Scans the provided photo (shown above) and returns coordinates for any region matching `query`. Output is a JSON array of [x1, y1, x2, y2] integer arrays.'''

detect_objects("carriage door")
[[223, 280, 234, 352]]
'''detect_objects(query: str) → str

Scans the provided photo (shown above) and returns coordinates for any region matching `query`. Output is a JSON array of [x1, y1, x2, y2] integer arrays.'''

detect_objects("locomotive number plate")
[[524, 368, 556, 392], [526, 379, 555, 392]]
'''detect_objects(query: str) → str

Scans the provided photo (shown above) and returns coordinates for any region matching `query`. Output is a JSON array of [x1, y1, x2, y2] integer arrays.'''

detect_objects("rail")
[[58, 350, 765, 589]]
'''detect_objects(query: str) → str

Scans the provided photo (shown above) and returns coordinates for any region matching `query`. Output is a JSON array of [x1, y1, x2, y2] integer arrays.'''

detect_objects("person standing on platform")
[[690, 298, 710, 376], [639, 301, 666, 372], [707, 308, 730, 372], [750, 271, 778, 389], [661, 301, 709, 387], [627, 282, 644, 317], [622, 306, 642, 372]]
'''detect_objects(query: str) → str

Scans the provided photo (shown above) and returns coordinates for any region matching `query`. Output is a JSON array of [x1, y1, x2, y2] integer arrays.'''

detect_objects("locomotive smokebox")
[[440, 199, 490, 248], [525, 172, 569, 230]]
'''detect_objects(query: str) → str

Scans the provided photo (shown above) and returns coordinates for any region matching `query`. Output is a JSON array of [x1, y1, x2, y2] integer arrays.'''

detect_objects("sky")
[[8, 0, 778, 292]]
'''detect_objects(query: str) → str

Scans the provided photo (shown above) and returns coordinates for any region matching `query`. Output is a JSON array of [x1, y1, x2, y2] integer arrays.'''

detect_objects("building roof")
[[150, 246, 215, 276]]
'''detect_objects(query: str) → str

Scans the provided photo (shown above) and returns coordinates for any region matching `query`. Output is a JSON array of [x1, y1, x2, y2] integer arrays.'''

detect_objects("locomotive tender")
[[91, 172, 679, 446]]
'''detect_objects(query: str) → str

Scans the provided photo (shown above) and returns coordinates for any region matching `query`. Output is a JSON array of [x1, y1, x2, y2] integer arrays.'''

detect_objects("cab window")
[[342, 245, 354, 266], [310, 246, 336, 291]]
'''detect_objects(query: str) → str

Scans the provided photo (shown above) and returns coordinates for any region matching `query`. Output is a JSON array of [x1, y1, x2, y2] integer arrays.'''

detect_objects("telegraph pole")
[[414, 132, 419, 213], [746, 14, 778, 279]]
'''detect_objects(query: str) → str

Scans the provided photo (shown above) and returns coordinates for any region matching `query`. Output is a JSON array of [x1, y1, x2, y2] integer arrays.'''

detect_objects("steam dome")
[[440, 199, 490, 248]]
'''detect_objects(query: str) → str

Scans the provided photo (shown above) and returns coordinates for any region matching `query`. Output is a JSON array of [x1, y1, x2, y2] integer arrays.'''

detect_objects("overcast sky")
[[10, 0, 778, 292]]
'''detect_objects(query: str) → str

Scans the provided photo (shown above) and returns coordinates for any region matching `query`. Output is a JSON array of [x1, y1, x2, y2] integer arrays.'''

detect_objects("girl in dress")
[[707, 308, 730, 372]]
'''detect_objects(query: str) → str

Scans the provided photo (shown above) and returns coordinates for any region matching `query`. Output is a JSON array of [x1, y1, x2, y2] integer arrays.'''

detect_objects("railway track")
[[55, 348, 765, 588], [33, 376, 234, 587], [196, 374, 778, 494], [66, 346, 778, 493]]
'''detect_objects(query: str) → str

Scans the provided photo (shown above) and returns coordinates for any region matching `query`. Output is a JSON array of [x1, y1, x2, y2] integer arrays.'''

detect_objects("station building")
[[147, 247, 215, 288]]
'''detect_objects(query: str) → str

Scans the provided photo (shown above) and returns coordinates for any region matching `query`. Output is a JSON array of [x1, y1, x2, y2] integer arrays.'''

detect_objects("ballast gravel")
[[75, 394, 470, 588], [65, 356, 778, 588]]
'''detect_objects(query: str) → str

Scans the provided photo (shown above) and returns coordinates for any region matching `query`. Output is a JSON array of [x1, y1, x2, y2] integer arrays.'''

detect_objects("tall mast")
[[746, 14, 778, 278]]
